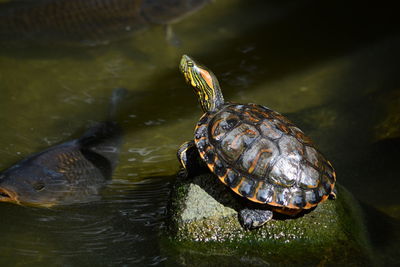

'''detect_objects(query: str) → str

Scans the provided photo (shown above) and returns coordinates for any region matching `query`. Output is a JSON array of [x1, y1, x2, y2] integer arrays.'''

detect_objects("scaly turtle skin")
[[178, 55, 336, 229]]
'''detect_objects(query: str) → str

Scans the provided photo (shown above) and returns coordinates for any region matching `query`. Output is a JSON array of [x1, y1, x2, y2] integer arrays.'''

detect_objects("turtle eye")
[[32, 182, 45, 191]]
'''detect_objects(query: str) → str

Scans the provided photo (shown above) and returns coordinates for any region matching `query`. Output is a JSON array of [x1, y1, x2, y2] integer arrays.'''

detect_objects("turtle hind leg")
[[177, 140, 208, 178], [239, 208, 273, 230]]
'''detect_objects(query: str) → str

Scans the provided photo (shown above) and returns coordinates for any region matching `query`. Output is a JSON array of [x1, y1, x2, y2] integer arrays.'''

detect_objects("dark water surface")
[[0, 0, 399, 265]]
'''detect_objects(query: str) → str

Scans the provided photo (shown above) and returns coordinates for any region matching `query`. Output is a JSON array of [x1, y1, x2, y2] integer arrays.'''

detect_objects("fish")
[[0, 88, 126, 207], [0, 0, 210, 45]]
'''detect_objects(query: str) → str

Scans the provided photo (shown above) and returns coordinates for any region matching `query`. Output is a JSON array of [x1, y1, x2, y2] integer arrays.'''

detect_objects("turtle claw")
[[239, 208, 273, 230]]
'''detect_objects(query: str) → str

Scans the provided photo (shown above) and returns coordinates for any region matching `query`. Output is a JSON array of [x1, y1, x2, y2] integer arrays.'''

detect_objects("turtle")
[[177, 55, 337, 229]]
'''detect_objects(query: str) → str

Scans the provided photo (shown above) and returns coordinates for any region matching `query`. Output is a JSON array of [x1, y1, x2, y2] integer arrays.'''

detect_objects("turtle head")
[[180, 55, 224, 113]]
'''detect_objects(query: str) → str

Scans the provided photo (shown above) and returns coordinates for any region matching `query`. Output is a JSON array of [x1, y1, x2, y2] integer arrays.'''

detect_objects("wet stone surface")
[[165, 172, 374, 265]]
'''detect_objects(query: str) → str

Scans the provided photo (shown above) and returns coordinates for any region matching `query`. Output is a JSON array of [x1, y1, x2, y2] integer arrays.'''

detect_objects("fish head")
[[0, 167, 65, 207], [0, 183, 19, 204]]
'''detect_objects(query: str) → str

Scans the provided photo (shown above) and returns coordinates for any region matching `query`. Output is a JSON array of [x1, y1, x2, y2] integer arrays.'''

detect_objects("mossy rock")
[[163, 172, 374, 266]]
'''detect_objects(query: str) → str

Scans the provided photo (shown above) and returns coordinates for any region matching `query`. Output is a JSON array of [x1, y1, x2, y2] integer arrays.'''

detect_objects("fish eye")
[[32, 182, 45, 191]]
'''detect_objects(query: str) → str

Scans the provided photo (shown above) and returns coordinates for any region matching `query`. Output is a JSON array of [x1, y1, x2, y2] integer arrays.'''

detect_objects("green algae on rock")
[[165, 172, 374, 265]]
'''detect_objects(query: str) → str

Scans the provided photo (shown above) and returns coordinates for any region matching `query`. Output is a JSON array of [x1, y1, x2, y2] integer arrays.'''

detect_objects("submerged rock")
[[164, 172, 374, 265]]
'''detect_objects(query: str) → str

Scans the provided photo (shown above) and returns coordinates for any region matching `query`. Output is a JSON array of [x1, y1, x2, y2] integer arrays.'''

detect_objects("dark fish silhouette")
[[0, 88, 126, 207], [0, 0, 210, 45]]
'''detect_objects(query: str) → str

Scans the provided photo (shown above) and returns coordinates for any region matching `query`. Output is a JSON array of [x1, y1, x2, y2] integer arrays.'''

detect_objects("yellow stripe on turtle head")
[[179, 55, 225, 113]]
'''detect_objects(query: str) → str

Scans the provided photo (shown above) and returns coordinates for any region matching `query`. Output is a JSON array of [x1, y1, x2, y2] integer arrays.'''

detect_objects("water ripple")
[[0, 175, 174, 265]]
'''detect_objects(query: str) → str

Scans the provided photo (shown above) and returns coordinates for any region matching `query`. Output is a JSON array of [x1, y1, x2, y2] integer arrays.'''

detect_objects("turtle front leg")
[[177, 140, 208, 178], [239, 208, 273, 230]]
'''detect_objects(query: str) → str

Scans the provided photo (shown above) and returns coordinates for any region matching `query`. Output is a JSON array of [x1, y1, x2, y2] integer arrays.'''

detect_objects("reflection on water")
[[0, 176, 172, 266], [0, 0, 399, 265]]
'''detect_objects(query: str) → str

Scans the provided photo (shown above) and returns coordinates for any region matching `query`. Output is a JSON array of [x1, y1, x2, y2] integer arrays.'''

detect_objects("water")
[[0, 0, 399, 265]]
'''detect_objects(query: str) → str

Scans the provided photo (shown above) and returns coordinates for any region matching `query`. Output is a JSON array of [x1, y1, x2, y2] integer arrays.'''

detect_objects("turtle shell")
[[194, 103, 336, 210]]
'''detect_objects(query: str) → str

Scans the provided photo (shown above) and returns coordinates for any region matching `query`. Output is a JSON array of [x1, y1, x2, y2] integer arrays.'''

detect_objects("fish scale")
[[0, 89, 125, 207], [0, 0, 209, 43]]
